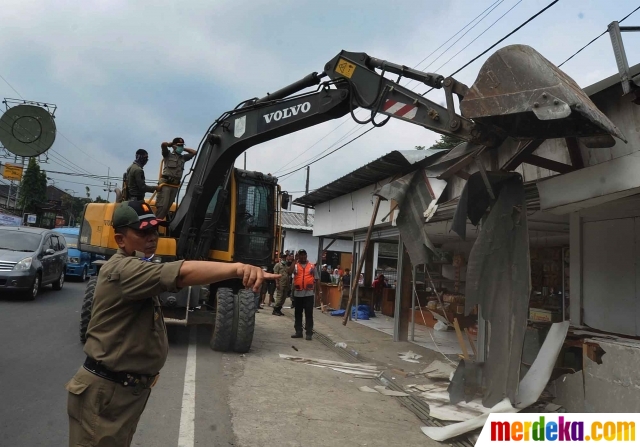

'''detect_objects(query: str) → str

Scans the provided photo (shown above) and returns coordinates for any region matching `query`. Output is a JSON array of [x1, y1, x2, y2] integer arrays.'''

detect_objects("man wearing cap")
[[125, 149, 157, 201], [65, 200, 279, 447], [287, 249, 319, 340], [155, 137, 197, 219], [272, 252, 291, 316]]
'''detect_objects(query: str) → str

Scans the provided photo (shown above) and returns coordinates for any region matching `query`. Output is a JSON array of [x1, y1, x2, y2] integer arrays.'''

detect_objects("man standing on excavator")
[[125, 149, 157, 201], [155, 137, 197, 219]]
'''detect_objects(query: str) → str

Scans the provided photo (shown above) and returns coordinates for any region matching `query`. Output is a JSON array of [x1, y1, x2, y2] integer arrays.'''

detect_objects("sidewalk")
[[228, 308, 440, 447]]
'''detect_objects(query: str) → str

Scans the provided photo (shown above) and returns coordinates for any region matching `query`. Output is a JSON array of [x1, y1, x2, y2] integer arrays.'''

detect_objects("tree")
[[431, 134, 463, 149], [94, 196, 109, 203], [415, 145, 426, 150], [18, 158, 47, 213]]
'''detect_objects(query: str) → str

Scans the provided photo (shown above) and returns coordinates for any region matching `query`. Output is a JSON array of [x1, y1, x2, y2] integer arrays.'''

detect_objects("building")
[[280, 210, 352, 266], [295, 63, 640, 413]]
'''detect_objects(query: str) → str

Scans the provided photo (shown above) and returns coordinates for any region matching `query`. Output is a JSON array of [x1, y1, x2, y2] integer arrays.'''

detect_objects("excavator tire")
[[80, 276, 97, 344], [233, 289, 256, 353], [210, 287, 234, 352]]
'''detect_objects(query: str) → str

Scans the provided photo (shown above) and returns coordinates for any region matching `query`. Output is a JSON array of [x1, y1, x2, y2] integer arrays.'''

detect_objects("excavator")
[[77, 44, 622, 353]]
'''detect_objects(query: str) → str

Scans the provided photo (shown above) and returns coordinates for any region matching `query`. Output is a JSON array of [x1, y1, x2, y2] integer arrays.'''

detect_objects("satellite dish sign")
[[0, 104, 56, 157]]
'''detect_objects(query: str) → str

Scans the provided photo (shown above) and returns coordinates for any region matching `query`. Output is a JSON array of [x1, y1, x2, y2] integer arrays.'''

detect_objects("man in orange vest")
[[287, 249, 319, 340]]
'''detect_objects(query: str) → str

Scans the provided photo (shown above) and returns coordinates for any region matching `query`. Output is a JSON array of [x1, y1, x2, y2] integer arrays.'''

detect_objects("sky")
[[0, 0, 639, 208]]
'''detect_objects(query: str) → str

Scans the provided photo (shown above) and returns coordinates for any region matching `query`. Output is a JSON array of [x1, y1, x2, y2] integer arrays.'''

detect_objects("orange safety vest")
[[293, 262, 316, 291]]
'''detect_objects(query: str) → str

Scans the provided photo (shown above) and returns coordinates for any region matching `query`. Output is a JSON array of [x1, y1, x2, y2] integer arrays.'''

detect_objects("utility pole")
[[103, 167, 116, 202], [304, 166, 310, 226], [244, 153, 247, 170]]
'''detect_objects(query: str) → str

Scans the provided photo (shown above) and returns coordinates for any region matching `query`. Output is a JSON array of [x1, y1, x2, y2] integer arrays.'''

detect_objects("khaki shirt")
[[126, 162, 155, 200], [161, 149, 195, 183], [84, 249, 184, 375], [273, 261, 290, 290]]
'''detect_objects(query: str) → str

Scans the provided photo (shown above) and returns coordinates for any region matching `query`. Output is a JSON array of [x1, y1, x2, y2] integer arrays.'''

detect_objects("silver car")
[[0, 226, 68, 300]]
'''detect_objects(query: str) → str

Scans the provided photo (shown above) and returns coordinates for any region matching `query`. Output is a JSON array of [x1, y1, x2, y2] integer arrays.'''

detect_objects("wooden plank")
[[464, 328, 477, 357], [453, 318, 470, 360], [565, 137, 585, 169], [501, 139, 545, 171], [524, 154, 574, 174], [437, 148, 482, 180], [343, 196, 381, 326]]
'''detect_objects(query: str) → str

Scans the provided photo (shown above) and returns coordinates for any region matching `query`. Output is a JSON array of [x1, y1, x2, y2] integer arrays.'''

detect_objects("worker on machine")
[[155, 137, 197, 219], [125, 149, 157, 201]]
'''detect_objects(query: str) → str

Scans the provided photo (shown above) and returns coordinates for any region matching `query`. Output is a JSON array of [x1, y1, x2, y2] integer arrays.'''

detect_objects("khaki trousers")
[[66, 367, 152, 447], [155, 184, 179, 219], [274, 287, 290, 308]]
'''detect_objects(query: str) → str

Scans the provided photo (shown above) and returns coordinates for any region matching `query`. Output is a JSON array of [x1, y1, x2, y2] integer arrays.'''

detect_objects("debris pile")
[[279, 354, 382, 378]]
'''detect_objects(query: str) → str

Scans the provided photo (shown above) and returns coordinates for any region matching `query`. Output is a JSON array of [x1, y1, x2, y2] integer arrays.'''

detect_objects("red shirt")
[[372, 279, 385, 291]]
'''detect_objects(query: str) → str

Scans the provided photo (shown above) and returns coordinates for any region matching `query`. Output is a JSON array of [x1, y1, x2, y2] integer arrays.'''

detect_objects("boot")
[[305, 333, 313, 341], [272, 306, 284, 316], [291, 332, 303, 338]]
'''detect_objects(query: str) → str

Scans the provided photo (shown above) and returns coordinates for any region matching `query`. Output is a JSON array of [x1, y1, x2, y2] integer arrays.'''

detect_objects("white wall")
[[283, 230, 318, 262], [313, 181, 396, 237]]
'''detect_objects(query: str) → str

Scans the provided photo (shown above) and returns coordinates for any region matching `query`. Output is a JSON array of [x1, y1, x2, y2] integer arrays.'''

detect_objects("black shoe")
[[306, 334, 312, 341], [291, 333, 303, 338], [276, 310, 285, 316]]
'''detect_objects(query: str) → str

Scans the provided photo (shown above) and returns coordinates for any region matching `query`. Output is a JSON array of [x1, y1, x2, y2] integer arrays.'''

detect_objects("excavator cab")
[[206, 168, 280, 265]]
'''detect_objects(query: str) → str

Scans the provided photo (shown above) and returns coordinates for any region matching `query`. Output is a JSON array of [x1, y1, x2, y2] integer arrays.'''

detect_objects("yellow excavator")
[[78, 44, 623, 353]]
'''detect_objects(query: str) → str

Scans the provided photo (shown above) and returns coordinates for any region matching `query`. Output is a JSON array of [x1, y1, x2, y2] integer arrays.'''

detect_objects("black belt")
[[83, 357, 159, 392], [160, 177, 180, 185]]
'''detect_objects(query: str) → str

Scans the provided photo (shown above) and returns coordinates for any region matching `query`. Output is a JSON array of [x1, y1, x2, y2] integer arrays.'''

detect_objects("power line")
[[272, 1, 507, 175], [0, 74, 24, 99], [558, 4, 640, 68], [278, 126, 375, 178], [405, 0, 506, 90], [432, 0, 524, 74], [447, 0, 560, 79]]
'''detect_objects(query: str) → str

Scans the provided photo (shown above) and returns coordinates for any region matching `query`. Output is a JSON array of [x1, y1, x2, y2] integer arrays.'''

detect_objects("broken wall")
[[551, 339, 640, 413]]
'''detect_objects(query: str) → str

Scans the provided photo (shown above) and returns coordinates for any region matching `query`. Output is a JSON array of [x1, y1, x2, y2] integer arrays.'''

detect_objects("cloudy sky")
[[1, 0, 639, 207]]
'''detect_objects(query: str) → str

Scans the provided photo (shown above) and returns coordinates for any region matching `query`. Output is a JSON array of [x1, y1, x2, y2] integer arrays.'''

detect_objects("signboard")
[[0, 212, 21, 226], [1, 163, 23, 181], [27, 214, 37, 224]]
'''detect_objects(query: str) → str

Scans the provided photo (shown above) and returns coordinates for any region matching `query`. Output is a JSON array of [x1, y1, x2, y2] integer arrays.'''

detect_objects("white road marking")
[[178, 327, 197, 447]]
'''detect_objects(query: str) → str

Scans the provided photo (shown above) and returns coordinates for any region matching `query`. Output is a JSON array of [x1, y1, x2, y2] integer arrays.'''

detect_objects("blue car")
[[55, 227, 101, 281]]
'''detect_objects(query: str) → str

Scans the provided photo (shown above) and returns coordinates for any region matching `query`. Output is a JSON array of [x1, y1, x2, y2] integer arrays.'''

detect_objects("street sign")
[[1, 163, 23, 181], [26, 214, 37, 224]]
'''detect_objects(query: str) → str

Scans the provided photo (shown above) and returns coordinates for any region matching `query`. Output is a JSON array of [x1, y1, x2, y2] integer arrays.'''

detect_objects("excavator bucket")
[[460, 45, 626, 143]]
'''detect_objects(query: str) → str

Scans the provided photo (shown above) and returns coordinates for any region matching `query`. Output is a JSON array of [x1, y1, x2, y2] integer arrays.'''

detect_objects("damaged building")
[[294, 61, 640, 420]]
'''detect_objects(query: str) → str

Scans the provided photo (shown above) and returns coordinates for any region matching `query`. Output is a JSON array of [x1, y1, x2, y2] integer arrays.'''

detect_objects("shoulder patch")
[[107, 272, 120, 282]]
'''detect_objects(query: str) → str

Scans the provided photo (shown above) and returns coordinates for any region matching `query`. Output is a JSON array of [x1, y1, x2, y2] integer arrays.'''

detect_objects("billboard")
[[0, 212, 22, 226]]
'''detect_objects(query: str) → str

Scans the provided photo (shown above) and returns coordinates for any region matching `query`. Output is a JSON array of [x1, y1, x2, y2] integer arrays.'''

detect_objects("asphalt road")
[[0, 279, 237, 447]]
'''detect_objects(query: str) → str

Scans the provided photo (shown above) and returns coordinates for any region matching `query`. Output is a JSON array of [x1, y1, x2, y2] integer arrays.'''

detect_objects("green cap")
[[112, 201, 167, 230]]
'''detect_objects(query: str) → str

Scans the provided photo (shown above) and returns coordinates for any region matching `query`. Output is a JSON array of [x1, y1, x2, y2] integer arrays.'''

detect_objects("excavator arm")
[[172, 47, 622, 260], [171, 52, 486, 260]]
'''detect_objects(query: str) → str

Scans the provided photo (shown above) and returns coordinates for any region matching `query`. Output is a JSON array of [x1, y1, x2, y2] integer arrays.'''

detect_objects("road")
[[0, 279, 237, 447]]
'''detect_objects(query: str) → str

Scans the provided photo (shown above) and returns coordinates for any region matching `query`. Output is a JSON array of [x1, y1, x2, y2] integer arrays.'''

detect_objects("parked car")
[[0, 226, 67, 300], [55, 227, 101, 281]]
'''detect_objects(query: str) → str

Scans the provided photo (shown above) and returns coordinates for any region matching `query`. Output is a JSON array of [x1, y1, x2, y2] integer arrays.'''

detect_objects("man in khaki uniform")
[[155, 137, 197, 219], [272, 252, 291, 316], [65, 200, 278, 446], [125, 149, 156, 201]]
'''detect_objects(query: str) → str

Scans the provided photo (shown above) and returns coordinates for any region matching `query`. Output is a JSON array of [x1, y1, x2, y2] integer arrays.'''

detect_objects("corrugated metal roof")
[[583, 62, 640, 96], [293, 149, 446, 208], [281, 211, 314, 231]]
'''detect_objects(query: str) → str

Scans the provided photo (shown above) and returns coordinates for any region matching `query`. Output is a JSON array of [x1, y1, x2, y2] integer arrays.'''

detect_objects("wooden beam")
[[565, 137, 585, 169], [323, 239, 337, 251], [343, 196, 381, 326], [437, 147, 485, 180], [523, 154, 574, 174], [501, 139, 545, 171]]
